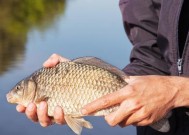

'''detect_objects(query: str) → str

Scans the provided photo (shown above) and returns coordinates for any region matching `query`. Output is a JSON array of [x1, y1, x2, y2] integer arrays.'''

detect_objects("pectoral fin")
[[64, 116, 93, 135], [35, 95, 49, 104]]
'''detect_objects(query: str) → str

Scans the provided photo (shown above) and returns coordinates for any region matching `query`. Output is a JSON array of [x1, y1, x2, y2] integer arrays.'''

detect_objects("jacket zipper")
[[177, 31, 189, 76], [176, 0, 184, 76], [177, 58, 183, 75]]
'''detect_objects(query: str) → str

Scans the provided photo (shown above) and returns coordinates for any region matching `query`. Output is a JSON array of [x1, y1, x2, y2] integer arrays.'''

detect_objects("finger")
[[105, 100, 141, 126], [81, 87, 131, 115], [118, 109, 148, 127], [43, 54, 69, 67], [16, 105, 26, 113], [54, 106, 65, 125], [25, 103, 38, 122], [123, 114, 153, 127], [119, 120, 143, 127], [37, 102, 51, 127], [133, 113, 161, 126], [132, 118, 153, 126], [119, 109, 149, 127]]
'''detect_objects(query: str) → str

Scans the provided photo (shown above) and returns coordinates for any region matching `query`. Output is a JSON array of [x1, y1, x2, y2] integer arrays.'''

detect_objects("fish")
[[6, 57, 171, 134]]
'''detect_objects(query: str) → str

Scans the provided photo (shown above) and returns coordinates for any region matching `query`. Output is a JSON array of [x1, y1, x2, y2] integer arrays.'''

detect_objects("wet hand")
[[82, 75, 180, 127], [16, 53, 69, 127]]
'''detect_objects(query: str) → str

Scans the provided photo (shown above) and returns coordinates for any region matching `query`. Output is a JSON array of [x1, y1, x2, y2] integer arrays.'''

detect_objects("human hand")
[[16, 54, 69, 127], [82, 75, 181, 127]]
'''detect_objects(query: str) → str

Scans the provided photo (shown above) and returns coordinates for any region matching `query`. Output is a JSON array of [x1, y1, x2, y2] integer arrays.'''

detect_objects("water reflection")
[[0, 0, 66, 75]]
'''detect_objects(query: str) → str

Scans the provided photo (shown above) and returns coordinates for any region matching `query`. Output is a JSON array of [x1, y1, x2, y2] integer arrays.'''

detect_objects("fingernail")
[[28, 104, 34, 112], [40, 122, 48, 127]]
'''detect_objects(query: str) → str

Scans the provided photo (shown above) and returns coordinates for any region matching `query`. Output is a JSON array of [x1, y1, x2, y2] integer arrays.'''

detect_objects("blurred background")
[[0, 0, 135, 134]]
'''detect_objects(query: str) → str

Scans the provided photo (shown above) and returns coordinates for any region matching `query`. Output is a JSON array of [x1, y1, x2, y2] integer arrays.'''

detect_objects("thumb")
[[43, 54, 69, 68]]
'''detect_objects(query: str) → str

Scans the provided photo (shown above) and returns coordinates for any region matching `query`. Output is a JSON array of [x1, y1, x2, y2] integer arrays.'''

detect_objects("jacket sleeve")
[[119, 0, 170, 76]]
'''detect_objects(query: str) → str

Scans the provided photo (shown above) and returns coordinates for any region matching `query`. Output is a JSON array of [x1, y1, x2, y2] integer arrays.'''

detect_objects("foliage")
[[0, 0, 66, 75]]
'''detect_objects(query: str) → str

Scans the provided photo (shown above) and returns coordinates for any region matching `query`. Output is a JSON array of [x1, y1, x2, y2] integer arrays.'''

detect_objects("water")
[[0, 0, 136, 135]]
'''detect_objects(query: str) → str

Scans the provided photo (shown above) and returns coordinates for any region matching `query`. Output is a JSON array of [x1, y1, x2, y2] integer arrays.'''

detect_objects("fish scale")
[[31, 61, 126, 117]]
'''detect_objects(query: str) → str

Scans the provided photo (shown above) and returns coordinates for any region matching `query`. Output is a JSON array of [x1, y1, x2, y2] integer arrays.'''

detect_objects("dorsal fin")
[[72, 57, 127, 80]]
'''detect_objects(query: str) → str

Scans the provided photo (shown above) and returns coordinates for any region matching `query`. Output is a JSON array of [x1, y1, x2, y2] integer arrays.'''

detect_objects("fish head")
[[6, 77, 37, 106]]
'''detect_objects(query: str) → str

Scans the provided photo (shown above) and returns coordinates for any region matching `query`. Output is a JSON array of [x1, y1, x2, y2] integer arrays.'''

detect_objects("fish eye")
[[16, 85, 21, 90], [15, 86, 23, 95]]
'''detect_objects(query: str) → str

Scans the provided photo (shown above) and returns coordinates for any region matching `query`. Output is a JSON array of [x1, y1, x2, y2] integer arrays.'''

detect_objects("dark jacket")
[[119, 0, 189, 134]]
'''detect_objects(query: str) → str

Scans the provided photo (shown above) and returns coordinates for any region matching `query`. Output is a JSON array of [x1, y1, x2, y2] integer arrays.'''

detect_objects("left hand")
[[81, 75, 180, 127], [16, 54, 68, 127]]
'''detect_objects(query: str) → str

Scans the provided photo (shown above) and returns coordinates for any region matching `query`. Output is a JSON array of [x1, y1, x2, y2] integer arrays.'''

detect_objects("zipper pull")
[[177, 58, 183, 75]]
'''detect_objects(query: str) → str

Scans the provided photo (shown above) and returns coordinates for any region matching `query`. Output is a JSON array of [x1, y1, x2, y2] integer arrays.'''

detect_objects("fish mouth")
[[6, 92, 16, 104]]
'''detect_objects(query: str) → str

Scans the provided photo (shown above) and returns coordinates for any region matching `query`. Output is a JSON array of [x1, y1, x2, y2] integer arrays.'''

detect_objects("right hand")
[[16, 54, 69, 127]]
